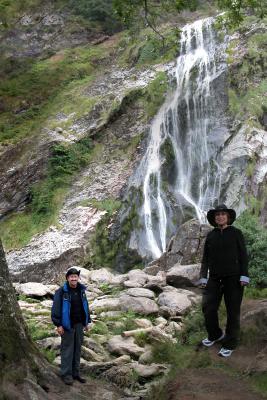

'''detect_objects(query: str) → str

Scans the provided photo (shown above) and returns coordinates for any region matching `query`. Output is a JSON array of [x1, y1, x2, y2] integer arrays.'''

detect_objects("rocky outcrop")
[[0, 9, 99, 60], [144, 219, 210, 274]]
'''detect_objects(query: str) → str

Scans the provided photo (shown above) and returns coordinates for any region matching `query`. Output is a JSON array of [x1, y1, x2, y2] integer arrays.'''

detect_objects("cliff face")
[[0, 3, 266, 278]]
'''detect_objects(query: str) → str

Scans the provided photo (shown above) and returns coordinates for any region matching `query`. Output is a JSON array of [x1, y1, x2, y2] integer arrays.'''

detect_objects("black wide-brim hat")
[[65, 267, 81, 279], [207, 204, 236, 227]]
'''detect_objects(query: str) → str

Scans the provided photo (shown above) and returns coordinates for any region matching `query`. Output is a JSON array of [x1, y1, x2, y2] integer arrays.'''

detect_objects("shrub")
[[235, 210, 267, 287]]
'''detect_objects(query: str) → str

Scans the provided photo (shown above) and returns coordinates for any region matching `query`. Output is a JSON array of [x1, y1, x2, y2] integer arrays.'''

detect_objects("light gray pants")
[[60, 323, 84, 377]]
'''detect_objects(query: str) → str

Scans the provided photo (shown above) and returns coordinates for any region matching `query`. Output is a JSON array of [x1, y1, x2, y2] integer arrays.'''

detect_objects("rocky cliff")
[[0, 3, 266, 279]]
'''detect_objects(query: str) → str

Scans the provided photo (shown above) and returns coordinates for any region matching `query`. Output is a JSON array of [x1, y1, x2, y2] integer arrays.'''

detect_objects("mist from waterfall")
[[129, 17, 228, 260]]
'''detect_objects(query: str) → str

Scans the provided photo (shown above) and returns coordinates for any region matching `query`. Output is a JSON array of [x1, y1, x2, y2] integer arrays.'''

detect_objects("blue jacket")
[[51, 282, 91, 330]]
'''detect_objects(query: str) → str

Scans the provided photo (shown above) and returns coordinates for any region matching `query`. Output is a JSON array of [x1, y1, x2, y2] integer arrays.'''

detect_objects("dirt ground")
[[164, 298, 267, 400]]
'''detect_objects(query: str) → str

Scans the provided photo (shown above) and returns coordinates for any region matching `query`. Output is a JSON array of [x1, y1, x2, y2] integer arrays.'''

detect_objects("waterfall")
[[128, 17, 228, 260]]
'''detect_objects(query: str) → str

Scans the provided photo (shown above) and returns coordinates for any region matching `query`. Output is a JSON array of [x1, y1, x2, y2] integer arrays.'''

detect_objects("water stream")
[[128, 17, 228, 260]]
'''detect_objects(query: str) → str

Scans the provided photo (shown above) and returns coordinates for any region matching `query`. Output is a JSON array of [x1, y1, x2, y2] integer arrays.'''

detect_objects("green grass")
[[89, 321, 109, 335], [26, 321, 54, 340], [244, 287, 267, 299], [40, 348, 57, 364], [251, 373, 267, 396], [0, 43, 108, 144], [142, 71, 169, 119]]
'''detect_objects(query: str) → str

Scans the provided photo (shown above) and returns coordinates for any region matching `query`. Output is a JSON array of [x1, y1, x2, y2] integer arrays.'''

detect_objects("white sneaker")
[[218, 347, 233, 357], [202, 333, 225, 347]]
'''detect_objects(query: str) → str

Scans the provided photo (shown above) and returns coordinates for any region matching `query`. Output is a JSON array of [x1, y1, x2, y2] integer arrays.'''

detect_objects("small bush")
[[235, 211, 267, 288]]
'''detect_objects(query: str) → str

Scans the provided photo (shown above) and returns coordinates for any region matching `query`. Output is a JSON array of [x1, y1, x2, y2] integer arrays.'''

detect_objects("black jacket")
[[200, 225, 248, 279]]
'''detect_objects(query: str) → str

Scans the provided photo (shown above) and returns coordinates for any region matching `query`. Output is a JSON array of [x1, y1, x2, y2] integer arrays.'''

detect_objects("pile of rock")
[[15, 264, 202, 398]]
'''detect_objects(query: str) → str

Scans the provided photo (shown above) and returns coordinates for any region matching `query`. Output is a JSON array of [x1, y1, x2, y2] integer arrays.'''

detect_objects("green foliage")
[[244, 287, 267, 299], [134, 331, 151, 347], [69, 0, 121, 33], [151, 339, 193, 367], [40, 348, 56, 363], [113, 0, 197, 30], [119, 26, 180, 67], [143, 71, 169, 118], [235, 210, 267, 287], [90, 320, 109, 335], [179, 305, 206, 345], [26, 321, 53, 340], [217, 0, 266, 28]]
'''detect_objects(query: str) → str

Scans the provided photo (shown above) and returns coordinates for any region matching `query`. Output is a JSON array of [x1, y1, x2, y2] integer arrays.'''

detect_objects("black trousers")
[[60, 323, 84, 377], [202, 276, 244, 349]]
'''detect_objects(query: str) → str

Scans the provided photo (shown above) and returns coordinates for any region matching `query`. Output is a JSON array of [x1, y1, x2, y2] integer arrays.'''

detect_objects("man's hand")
[[84, 323, 92, 332], [56, 326, 64, 336]]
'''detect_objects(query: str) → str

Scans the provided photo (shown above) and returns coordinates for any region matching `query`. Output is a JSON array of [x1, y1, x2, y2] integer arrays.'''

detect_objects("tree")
[[0, 240, 59, 399], [113, 0, 197, 41], [215, 0, 266, 26]]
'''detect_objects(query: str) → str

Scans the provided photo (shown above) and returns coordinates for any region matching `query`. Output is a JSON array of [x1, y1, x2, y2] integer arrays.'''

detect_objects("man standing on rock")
[[51, 267, 91, 385], [199, 204, 249, 357]]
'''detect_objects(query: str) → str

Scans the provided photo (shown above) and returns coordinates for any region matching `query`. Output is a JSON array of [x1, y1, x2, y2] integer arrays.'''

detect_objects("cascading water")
[[127, 17, 229, 260]]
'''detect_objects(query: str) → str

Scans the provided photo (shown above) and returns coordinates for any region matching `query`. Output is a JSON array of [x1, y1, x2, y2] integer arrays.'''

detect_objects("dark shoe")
[[73, 375, 86, 383], [62, 375, 73, 385]]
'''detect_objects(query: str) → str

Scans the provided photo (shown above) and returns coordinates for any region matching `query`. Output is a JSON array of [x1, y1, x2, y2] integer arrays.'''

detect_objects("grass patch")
[[0, 43, 108, 144], [244, 287, 267, 299], [18, 294, 40, 304], [26, 321, 54, 341], [89, 321, 109, 335], [142, 71, 169, 119], [251, 373, 267, 396], [40, 348, 57, 364]]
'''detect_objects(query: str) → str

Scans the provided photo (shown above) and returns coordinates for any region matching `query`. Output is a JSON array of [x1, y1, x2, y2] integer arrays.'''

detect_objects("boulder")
[[166, 263, 201, 287], [138, 350, 153, 364], [17, 282, 56, 297], [134, 319, 153, 329], [126, 270, 148, 286], [36, 336, 61, 351], [157, 286, 199, 315], [90, 296, 121, 313], [76, 266, 91, 283], [107, 335, 146, 358], [124, 288, 155, 299], [81, 346, 106, 362], [88, 268, 114, 284], [120, 294, 159, 315], [148, 219, 210, 272], [133, 362, 165, 378]]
